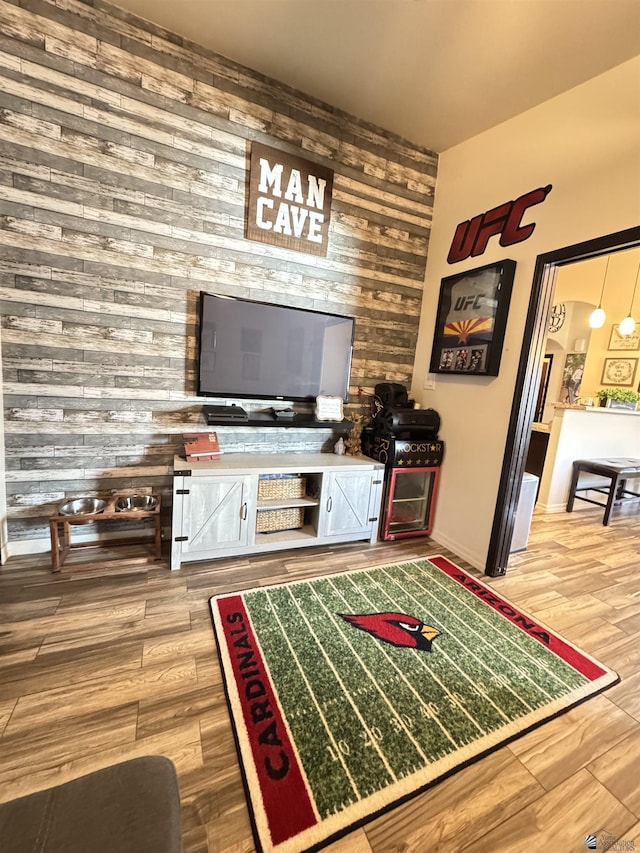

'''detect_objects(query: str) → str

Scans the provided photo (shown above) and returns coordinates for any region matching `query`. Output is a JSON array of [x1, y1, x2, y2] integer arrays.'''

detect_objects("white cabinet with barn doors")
[[171, 453, 385, 570]]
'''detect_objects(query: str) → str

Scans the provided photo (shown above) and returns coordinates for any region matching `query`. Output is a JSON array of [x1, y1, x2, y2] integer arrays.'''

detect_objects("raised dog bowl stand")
[[49, 494, 162, 572]]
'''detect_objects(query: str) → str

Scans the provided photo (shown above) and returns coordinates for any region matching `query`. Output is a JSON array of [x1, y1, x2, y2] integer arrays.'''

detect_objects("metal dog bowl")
[[59, 497, 107, 516], [115, 495, 158, 512]]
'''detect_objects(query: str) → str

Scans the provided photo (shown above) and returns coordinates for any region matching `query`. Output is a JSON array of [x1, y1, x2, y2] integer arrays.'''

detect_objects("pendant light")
[[618, 264, 640, 337], [589, 255, 610, 329]]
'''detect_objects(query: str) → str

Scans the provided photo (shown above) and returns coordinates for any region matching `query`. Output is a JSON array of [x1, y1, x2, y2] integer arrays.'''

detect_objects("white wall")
[[538, 408, 640, 513], [547, 249, 640, 404], [411, 57, 640, 570]]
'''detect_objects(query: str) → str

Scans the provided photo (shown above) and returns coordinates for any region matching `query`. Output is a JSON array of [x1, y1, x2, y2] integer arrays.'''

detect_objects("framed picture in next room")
[[559, 352, 585, 405], [601, 357, 639, 387], [429, 259, 516, 376], [608, 324, 640, 351]]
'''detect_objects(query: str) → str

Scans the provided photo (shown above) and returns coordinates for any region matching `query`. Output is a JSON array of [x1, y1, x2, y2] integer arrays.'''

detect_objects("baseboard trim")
[[536, 502, 567, 513], [429, 527, 485, 573]]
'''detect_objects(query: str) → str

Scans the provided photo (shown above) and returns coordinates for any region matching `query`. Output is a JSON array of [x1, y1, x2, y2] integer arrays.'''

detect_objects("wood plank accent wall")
[[0, 0, 437, 549]]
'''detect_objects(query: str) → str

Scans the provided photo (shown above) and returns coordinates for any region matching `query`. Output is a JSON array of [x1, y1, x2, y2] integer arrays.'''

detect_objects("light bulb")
[[619, 265, 640, 337], [618, 315, 636, 336], [589, 307, 606, 329]]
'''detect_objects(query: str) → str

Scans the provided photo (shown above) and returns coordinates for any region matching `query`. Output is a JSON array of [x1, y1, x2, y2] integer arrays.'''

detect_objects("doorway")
[[485, 225, 640, 577]]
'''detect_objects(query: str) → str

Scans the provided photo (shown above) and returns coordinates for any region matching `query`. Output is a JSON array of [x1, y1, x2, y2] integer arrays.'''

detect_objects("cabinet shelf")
[[256, 496, 319, 510], [255, 525, 319, 546], [389, 519, 427, 531]]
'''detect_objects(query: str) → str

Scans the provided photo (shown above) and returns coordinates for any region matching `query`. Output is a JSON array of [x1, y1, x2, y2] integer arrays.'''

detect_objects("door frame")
[[485, 225, 640, 576]]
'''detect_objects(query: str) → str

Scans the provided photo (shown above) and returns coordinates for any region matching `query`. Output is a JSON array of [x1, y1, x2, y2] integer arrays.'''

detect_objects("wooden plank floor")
[[1, 503, 639, 852]]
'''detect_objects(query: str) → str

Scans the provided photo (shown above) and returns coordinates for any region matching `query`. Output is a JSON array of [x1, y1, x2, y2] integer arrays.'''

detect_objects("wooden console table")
[[49, 495, 162, 572]]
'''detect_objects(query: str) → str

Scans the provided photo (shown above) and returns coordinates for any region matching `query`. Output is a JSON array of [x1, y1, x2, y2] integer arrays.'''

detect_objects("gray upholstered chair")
[[0, 756, 183, 853]]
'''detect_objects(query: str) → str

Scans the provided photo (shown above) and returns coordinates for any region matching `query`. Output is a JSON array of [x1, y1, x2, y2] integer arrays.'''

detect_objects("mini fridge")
[[381, 466, 441, 540]]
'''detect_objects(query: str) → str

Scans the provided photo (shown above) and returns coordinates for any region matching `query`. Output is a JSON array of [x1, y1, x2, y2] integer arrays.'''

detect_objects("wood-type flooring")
[[1, 502, 639, 852]]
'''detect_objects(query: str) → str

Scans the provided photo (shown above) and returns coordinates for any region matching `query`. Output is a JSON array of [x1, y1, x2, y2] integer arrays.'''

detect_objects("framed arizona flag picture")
[[429, 259, 516, 377]]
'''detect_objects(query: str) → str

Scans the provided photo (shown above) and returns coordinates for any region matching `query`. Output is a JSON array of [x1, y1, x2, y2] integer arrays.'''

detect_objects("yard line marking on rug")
[[365, 569, 515, 725], [413, 559, 601, 696], [244, 585, 408, 812], [387, 563, 558, 705], [317, 565, 527, 753], [408, 562, 574, 692], [252, 575, 453, 793], [289, 567, 511, 768], [312, 579, 458, 755], [301, 578, 459, 776], [388, 560, 576, 704], [366, 564, 539, 723], [419, 561, 590, 699], [299, 575, 463, 764], [430, 555, 609, 679], [328, 574, 486, 744], [340, 571, 509, 730], [284, 583, 400, 786], [263, 588, 360, 802]]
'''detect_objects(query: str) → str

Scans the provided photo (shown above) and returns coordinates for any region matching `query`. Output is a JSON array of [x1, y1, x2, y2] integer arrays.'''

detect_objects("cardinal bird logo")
[[339, 612, 440, 652]]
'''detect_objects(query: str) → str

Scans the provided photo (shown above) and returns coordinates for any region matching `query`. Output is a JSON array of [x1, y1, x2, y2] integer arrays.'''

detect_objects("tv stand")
[[171, 453, 384, 569], [203, 406, 353, 430]]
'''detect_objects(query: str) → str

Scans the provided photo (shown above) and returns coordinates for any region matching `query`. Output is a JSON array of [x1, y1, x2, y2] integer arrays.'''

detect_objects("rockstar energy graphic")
[[363, 434, 445, 468]]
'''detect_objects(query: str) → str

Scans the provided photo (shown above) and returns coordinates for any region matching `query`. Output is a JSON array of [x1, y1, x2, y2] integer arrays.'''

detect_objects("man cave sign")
[[245, 142, 334, 257]]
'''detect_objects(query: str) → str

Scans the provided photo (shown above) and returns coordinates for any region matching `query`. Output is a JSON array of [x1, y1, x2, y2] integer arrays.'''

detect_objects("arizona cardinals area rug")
[[209, 556, 618, 853]]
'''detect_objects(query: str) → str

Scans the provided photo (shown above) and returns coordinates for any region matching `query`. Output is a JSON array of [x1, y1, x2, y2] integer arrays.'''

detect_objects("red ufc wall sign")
[[245, 142, 334, 257], [447, 185, 552, 264]]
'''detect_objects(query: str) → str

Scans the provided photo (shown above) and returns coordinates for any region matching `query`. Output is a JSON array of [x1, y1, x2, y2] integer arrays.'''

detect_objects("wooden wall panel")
[[0, 0, 437, 548]]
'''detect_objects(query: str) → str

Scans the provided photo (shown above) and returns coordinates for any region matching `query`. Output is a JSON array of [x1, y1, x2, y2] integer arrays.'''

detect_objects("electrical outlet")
[[424, 373, 436, 390]]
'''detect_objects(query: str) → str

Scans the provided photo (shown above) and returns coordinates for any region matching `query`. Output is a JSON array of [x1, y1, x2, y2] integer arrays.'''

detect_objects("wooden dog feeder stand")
[[49, 495, 162, 572]]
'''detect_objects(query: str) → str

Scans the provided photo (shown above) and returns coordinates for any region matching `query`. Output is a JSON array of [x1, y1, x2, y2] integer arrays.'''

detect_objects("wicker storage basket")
[[257, 476, 306, 500], [256, 507, 305, 533]]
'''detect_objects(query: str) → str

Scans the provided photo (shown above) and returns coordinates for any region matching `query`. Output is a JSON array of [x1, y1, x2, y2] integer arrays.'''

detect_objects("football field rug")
[[209, 556, 618, 853]]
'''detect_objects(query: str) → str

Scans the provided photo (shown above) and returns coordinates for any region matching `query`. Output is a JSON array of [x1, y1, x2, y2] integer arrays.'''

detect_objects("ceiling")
[[112, 0, 640, 152]]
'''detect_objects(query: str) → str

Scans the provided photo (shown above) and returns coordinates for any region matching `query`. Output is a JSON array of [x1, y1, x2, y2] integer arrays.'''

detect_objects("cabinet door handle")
[[327, 495, 333, 512], [241, 502, 247, 520]]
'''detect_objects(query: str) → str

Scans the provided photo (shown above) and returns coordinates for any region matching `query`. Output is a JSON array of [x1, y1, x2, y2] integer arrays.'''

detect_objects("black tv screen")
[[197, 292, 354, 402]]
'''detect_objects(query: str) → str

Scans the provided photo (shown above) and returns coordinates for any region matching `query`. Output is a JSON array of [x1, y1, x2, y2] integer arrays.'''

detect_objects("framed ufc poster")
[[429, 259, 516, 377]]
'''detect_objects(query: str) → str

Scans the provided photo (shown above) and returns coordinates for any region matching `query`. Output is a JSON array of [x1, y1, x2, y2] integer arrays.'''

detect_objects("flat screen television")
[[197, 292, 355, 402]]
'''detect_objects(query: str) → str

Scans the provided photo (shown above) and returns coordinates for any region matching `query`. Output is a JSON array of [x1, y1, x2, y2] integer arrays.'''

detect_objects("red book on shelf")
[[183, 432, 222, 460]]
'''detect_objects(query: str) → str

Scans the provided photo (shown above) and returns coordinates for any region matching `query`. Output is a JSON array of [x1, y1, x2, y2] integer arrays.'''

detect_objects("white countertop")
[[553, 405, 640, 417], [581, 406, 640, 416]]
